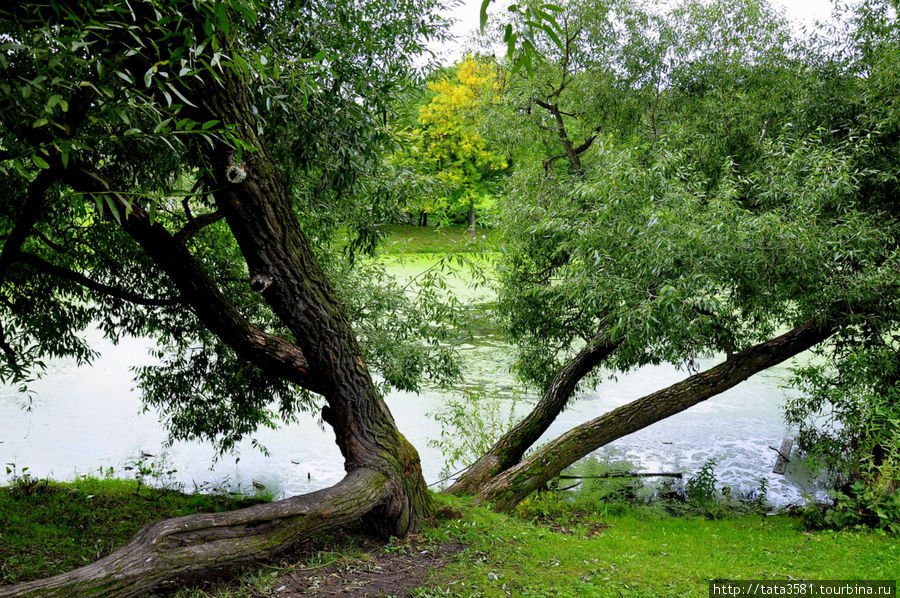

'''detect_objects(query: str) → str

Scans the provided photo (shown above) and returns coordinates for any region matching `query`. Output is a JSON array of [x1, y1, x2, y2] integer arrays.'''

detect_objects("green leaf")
[[505, 28, 516, 59], [216, 1, 230, 38], [104, 194, 122, 224], [480, 0, 490, 32], [33, 118, 49, 128], [539, 24, 562, 50], [152, 117, 172, 134], [31, 155, 50, 169], [167, 83, 197, 107]]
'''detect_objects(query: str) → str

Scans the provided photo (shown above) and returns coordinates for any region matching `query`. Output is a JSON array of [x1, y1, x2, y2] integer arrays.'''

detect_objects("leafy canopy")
[[0, 0, 461, 454], [391, 55, 508, 223]]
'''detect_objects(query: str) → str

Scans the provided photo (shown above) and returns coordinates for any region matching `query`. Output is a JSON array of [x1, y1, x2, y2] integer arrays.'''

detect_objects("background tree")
[[391, 55, 508, 227]]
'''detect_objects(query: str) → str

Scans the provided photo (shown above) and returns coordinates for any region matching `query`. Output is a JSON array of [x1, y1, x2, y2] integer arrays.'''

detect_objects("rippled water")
[[0, 255, 822, 505]]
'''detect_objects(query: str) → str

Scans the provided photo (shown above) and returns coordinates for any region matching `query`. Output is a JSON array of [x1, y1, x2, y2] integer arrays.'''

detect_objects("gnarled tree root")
[[0, 468, 391, 598]]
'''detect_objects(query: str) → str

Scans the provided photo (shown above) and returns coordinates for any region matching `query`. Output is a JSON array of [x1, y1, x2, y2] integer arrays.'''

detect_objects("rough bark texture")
[[0, 469, 390, 598], [193, 62, 432, 535], [0, 14, 432, 597], [447, 337, 617, 494], [477, 321, 835, 512]]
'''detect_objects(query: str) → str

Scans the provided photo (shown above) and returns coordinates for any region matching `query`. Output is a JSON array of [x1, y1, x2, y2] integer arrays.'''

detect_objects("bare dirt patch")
[[276, 536, 465, 597]]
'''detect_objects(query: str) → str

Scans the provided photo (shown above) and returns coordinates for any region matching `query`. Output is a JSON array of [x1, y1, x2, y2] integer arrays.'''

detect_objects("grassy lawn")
[[377, 224, 502, 254], [2, 479, 895, 595], [420, 495, 899, 597]]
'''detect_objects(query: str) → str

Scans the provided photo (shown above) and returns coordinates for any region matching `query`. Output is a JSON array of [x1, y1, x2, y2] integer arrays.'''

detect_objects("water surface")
[[0, 254, 820, 505]]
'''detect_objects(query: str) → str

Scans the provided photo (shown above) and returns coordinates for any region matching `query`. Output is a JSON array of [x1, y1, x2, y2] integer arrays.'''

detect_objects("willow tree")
[[450, 0, 899, 508], [0, 0, 452, 595]]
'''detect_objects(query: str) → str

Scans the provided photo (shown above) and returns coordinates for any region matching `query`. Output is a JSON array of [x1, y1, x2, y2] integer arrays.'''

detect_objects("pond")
[[0, 254, 822, 506]]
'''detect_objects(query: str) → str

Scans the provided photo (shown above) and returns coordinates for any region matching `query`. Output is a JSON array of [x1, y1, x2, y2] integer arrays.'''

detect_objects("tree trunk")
[[447, 337, 617, 494], [476, 320, 834, 512], [0, 20, 432, 598], [193, 59, 432, 535], [467, 202, 475, 229], [0, 470, 389, 598]]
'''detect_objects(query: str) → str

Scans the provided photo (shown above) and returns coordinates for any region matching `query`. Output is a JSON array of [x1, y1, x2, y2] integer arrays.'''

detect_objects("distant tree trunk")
[[475, 320, 834, 512], [419, 211, 428, 226], [447, 337, 617, 494], [467, 202, 475, 229]]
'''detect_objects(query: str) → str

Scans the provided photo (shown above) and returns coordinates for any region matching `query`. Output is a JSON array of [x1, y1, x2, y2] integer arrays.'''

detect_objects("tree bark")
[[476, 320, 834, 512], [447, 337, 617, 494], [0, 469, 390, 598], [192, 58, 432, 535], [0, 15, 432, 598]]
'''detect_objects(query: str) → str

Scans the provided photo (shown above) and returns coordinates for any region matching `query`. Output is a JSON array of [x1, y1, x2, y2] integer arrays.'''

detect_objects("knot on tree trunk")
[[250, 273, 273, 293], [225, 152, 247, 184]]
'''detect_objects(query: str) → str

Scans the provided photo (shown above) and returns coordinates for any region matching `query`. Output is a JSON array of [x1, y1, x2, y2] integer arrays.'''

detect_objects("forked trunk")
[[447, 337, 617, 494], [477, 321, 834, 512]]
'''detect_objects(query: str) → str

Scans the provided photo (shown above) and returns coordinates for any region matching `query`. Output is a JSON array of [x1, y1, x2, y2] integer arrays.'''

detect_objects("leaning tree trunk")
[[477, 320, 835, 512], [447, 337, 617, 494], [1, 19, 431, 598], [194, 54, 432, 536]]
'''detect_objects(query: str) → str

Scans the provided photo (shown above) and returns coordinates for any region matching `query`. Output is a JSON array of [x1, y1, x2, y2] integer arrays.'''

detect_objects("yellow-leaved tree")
[[394, 56, 508, 227]]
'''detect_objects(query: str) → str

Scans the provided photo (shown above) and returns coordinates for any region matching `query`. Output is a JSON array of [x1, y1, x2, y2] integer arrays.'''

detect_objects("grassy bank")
[[2, 479, 896, 595], [425, 495, 898, 597], [0, 477, 266, 585], [378, 224, 502, 254]]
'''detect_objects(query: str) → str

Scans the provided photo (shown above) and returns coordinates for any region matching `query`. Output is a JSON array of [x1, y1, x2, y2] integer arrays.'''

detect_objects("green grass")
[[2, 480, 897, 595], [0, 477, 267, 584], [377, 224, 502, 254], [417, 495, 899, 597]]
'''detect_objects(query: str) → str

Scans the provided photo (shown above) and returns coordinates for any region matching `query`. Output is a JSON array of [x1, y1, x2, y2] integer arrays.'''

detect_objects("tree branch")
[[15, 252, 182, 307], [0, 168, 58, 283], [61, 165, 326, 395], [174, 210, 224, 245]]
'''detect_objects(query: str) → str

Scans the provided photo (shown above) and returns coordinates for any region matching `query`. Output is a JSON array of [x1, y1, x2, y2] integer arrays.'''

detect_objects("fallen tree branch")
[[557, 472, 683, 479]]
